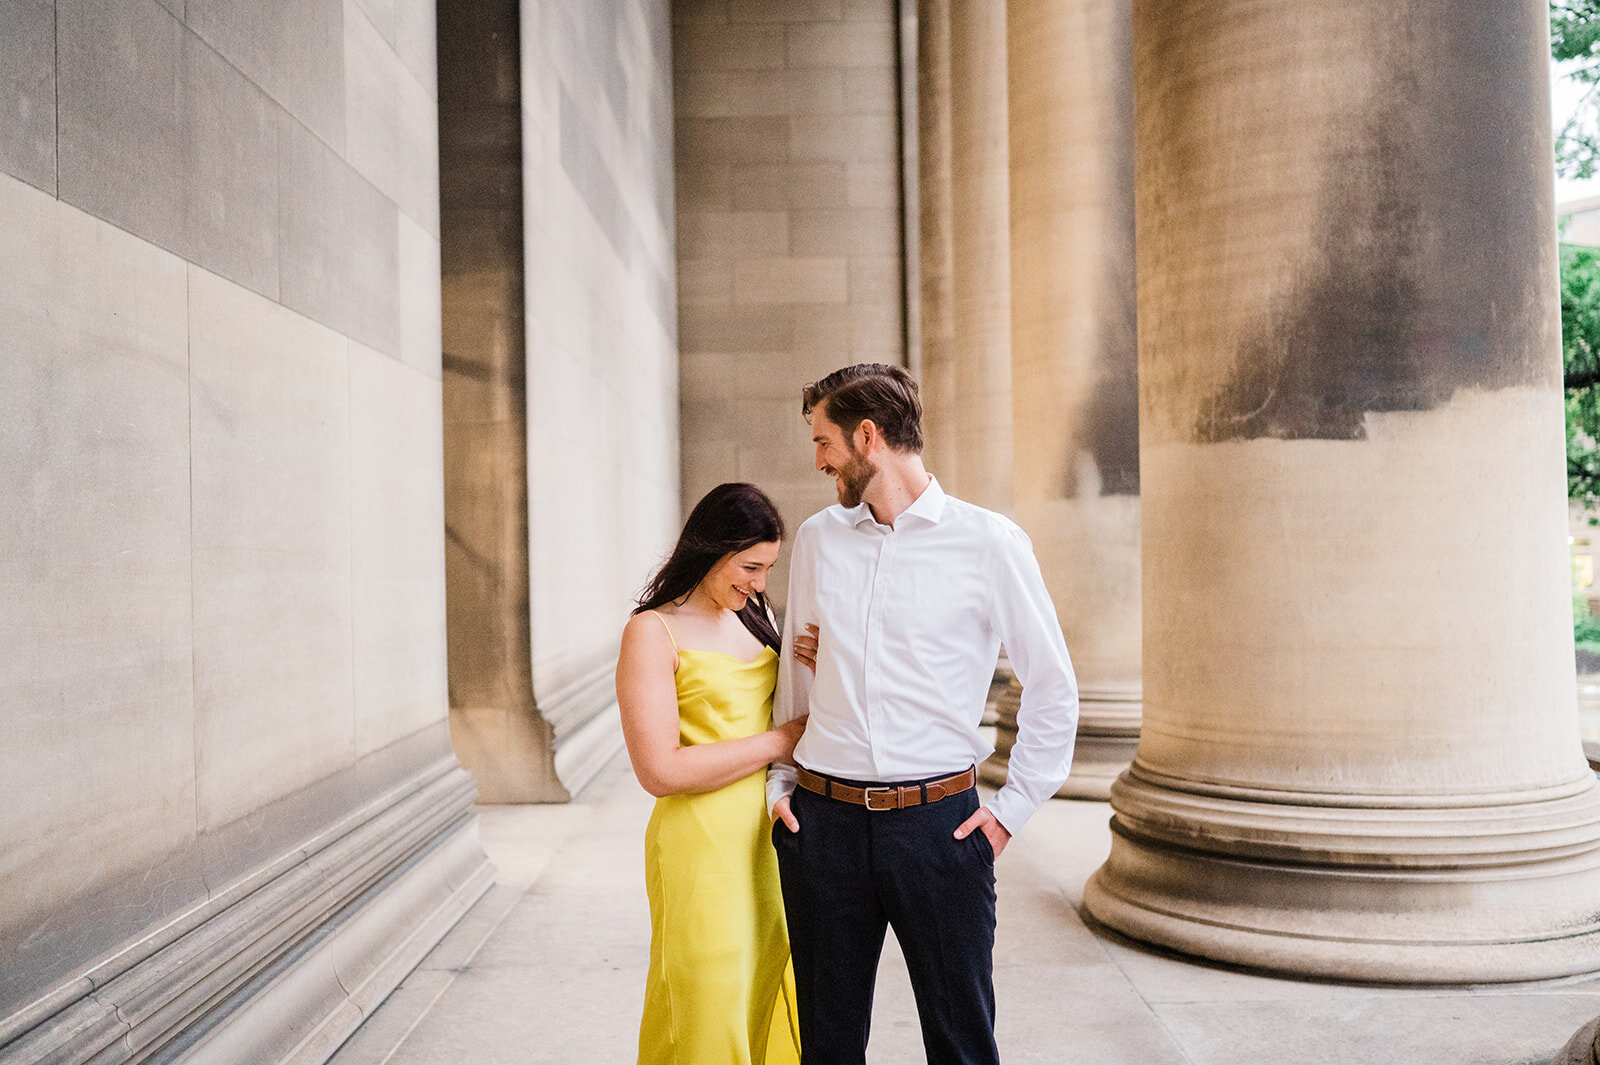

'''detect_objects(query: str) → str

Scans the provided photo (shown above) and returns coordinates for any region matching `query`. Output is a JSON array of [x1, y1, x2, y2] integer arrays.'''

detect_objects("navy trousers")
[[772, 772, 999, 1065]]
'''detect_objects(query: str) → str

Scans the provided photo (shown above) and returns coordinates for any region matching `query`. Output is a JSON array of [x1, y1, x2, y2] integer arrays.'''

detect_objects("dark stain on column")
[[1196, 0, 1558, 444], [1071, 0, 1140, 495]]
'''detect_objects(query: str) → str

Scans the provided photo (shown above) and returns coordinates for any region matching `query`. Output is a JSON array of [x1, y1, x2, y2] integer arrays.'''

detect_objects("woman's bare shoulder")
[[623, 610, 668, 641]]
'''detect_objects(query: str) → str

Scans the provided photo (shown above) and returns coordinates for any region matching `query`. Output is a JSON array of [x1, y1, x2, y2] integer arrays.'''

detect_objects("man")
[[769, 363, 1079, 1065]]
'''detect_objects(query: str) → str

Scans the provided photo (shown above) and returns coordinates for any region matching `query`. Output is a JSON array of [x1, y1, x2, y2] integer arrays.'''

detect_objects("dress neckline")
[[676, 645, 777, 667]]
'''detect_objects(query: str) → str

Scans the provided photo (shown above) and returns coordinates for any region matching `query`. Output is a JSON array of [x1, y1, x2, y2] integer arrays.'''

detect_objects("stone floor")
[[327, 756, 1600, 1065]]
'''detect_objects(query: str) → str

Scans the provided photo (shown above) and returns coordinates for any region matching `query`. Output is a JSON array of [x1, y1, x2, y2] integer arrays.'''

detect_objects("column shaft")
[[917, 0, 958, 485], [984, 0, 1141, 799], [945, 0, 1011, 511], [1084, 0, 1600, 981]]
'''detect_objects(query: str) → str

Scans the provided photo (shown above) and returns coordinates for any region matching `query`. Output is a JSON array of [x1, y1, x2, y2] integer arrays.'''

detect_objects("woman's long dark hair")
[[635, 483, 785, 650]]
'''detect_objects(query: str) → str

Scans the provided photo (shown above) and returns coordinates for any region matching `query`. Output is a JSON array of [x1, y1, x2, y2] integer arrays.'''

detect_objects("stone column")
[[982, 0, 1140, 799], [917, 0, 958, 485], [1083, 0, 1600, 981], [440, 0, 565, 802], [944, 0, 1011, 512]]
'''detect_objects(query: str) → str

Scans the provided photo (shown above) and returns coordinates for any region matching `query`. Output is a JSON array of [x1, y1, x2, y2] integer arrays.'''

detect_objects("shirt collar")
[[848, 474, 947, 529]]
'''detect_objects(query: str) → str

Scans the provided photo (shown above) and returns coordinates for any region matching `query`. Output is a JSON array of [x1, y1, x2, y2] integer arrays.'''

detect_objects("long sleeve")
[[767, 523, 816, 814], [984, 522, 1079, 834]]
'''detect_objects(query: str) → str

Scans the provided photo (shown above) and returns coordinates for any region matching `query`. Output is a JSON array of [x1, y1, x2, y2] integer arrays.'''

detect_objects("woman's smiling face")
[[701, 540, 780, 612]]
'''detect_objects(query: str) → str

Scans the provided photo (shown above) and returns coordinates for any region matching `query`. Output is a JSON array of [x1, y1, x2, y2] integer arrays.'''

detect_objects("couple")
[[617, 364, 1080, 1065]]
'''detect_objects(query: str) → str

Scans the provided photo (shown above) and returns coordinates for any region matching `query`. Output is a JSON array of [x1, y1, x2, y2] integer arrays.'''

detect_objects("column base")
[[450, 661, 624, 804], [980, 681, 1140, 800], [1557, 1015, 1600, 1065], [1083, 762, 1600, 983], [0, 750, 492, 1065]]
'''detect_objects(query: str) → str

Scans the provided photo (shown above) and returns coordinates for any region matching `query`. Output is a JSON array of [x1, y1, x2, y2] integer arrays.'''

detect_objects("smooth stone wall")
[[673, 0, 905, 608], [351, 343, 450, 756], [0, 175, 197, 995], [524, 0, 679, 771], [189, 268, 358, 828], [47, 0, 431, 358], [0, 0, 463, 1041], [524, 0, 677, 690]]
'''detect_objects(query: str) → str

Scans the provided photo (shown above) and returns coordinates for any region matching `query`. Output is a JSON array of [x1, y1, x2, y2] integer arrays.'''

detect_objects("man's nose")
[[815, 445, 827, 471]]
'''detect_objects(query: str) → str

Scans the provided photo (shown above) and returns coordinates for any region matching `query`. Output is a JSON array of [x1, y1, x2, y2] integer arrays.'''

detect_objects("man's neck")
[[863, 457, 932, 529]]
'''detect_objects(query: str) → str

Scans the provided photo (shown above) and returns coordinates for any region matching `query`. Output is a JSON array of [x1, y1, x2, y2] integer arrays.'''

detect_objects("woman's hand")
[[794, 623, 820, 672], [770, 714, 808, 764]]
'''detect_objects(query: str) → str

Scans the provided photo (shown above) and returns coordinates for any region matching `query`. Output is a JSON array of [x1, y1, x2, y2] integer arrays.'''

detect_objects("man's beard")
[[834, 448, 877, 508]]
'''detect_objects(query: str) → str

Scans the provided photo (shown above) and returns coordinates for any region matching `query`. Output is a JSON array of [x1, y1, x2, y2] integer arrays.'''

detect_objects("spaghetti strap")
[[647, 610, 680, 653]]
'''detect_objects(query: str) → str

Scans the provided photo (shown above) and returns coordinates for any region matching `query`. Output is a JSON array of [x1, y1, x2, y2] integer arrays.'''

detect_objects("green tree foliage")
[[1554, 1, 1600, 177], [1564, 243, 1600, 509]]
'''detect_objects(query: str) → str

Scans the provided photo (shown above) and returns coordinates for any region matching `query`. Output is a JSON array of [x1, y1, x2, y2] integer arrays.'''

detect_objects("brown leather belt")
[[796, 766, 977, 811]]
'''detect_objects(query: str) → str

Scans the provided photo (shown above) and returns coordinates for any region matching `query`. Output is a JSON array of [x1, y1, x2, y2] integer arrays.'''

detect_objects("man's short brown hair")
[[802, 363, 924, 454]]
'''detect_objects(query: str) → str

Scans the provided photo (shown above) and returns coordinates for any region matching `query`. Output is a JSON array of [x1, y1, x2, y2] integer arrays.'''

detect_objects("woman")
[[616, 482, 807, 1065]]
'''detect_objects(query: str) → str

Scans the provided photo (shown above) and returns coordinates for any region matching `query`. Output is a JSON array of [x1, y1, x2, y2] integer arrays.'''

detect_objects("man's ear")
[[855, 418, 879, 453]]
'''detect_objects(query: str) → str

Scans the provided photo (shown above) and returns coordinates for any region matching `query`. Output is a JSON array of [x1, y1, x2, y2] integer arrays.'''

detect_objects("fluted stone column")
[[982, 0, 1140, 799], [918, 0, 958, 485], [1083, 0, 1600, 981], [944, 0, 1011, 512]]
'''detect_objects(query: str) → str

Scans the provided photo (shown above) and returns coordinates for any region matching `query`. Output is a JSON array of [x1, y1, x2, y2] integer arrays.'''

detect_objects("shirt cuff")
[[984, 784, 1039, 838], [766, 763, 798, 817]]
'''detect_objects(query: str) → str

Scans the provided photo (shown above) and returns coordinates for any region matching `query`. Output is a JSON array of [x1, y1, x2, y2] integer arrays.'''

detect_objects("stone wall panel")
[[181, 30, 280, 298], [0, 0, 57, 195], [185, 0, 346, 151], [188, 268, 357, 831], [57, 0, 186, 255], [350, 343, 449, 757], [399, 214, 444, 378], [344, 0, 440, 236], [277, 113, 401, 356], [0, 0, 468, 1047], [0, 176, 197, 1016], [674, 0, 904, 605]]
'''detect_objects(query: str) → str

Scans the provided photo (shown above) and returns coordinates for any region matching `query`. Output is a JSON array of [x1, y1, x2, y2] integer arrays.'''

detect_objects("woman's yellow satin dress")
[[638, 615, 801, 1065]]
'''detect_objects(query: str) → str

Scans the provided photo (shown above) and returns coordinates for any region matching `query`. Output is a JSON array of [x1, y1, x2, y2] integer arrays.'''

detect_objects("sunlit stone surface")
[[1084, 0, 1600, 982]]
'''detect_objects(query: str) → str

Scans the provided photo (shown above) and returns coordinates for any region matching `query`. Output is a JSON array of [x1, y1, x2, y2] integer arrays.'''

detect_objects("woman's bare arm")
[[615, 613, 805, 798]]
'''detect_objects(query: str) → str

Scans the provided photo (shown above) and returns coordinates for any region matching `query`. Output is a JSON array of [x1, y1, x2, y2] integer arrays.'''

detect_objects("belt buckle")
[[863, 786, 898, 811]]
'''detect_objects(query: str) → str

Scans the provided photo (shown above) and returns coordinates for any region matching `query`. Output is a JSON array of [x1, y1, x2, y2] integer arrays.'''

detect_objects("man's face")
[[812, 402, 877, 508]]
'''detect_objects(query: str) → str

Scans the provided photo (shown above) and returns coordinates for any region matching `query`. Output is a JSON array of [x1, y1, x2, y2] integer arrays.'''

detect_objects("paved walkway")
[[329, 757, 1600, 1065]]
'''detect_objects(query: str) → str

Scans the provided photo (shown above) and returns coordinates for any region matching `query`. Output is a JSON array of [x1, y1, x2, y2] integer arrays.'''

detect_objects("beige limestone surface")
[[188, 265, 359, 830], [349, 342, 450, 756], [944, 0, 1011, 514], [0, 0, 470, 1044], [1140, 388, 1582, 793], [520, 0, 679, 699], [328, 756, 1600, 1065], [343, 0, 440, 237], [446, 0, 679, 801], [0, 171, 197, 930], [916, 0, 958, 487], [1088, 0, 1597, 983], [996, 0, 1142, 799], [673, 0, 905, 609]]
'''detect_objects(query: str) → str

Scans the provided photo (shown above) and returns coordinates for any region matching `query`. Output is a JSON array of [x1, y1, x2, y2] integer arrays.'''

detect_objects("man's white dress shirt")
[[768, 476, 1079, 834]]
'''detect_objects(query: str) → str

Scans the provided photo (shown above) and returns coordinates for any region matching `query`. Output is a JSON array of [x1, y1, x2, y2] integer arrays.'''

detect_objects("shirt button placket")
[[867, 531, 893, 772]]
